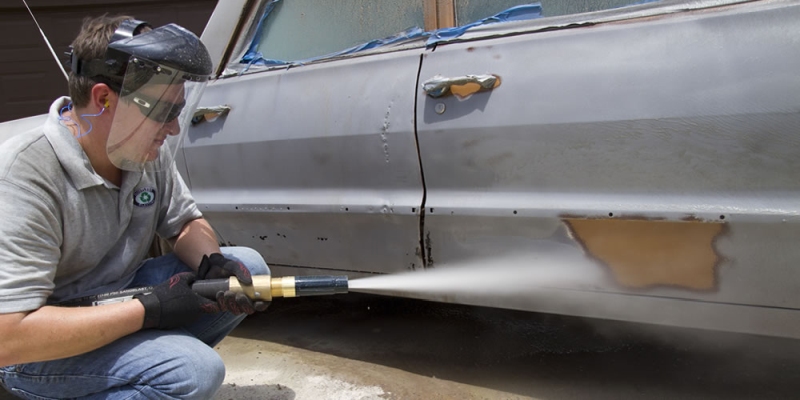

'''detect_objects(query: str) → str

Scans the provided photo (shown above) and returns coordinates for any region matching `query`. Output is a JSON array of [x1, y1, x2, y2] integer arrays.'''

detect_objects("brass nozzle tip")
[[270, 276, 296, 298]]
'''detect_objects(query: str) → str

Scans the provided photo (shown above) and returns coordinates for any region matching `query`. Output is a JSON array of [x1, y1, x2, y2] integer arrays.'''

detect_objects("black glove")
[[198, 253, 270, 315], [216, 290, 269, 314], [198, 253, 253, 284], [134, 272, 220, 330]]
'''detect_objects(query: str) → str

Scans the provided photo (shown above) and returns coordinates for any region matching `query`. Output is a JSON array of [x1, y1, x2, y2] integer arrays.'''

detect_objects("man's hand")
[[198, 253, 269, 315], [134, 272, 220, 330], [198, 253, 252, 284], [216, 291, 269, 314]]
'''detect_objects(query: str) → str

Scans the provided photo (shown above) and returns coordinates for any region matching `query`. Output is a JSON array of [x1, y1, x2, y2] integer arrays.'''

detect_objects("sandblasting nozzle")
[[192, 275, 349, 301], [57, 275, 349, 307], [270, 275, 349, 298]]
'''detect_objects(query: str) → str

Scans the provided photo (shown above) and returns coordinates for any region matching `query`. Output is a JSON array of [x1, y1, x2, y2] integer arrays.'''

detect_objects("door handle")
[[422, 74, 501, 98], [191, 105, 231, 126]]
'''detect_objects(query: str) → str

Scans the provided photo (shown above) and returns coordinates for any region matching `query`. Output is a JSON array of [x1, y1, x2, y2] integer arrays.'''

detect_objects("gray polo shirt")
[[0, 97, 202, 313]]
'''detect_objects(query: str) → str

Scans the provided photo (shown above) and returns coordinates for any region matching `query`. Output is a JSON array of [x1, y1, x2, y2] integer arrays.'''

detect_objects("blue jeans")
[[0, 247, 269, 400]]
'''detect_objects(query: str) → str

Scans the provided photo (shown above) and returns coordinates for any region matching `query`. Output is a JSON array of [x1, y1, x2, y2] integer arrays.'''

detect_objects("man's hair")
[[68, 14, 133, 107]]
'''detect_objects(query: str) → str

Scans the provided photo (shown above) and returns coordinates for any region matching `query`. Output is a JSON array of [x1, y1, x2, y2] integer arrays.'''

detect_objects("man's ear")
[[90, 83, 115, 112]]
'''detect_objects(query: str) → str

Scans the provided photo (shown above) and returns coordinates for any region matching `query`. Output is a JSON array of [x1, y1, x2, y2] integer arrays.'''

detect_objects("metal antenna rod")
[[22, 0, 69, 81]]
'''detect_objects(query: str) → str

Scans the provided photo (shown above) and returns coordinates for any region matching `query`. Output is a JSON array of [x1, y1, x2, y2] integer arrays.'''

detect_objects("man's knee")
[[177, 347, 226, 399], [2, 332, 227, 400], [137, 335, 226, 399], [220, 246, 269, 276]]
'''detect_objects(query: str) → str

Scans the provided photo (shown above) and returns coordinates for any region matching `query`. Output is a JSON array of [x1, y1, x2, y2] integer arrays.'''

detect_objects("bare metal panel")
[[183, 49, 426, 273], [190, 0, 800, 337], [415, 0, 800, 334]]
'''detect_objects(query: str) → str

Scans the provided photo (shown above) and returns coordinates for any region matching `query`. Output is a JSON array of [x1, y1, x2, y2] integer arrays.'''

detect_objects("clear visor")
[[107, 57, 207, 172]]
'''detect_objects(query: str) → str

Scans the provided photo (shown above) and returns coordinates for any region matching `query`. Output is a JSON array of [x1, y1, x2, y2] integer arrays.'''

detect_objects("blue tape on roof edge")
[[242, 26, 427, 68], [240, 2, 543, 67], [426, 4, 542, 46]]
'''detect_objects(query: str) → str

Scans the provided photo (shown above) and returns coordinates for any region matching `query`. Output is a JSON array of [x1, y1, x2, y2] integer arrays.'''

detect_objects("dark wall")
[[0, 0, 218, 122]]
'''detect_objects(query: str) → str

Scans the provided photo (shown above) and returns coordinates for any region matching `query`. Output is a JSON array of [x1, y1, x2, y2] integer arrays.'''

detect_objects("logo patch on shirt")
[[133, 187, 156, 207]]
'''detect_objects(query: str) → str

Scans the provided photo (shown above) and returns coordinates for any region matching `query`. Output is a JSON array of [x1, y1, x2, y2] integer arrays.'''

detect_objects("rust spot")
[[450, 82, 483, 98], [560, 213, 664, 221], [450, 76, 502, 99], [462, 138, 482, 149], [485, 151, 514, 167], [425, 232, 434, 268], [564, 218, 724, 290], [467, 47, 475, 52]]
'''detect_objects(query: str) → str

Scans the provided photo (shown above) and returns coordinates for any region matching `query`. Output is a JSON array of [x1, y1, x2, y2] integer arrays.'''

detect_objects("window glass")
[[455, 0, 650, 26], [253, 0, 425, 63]]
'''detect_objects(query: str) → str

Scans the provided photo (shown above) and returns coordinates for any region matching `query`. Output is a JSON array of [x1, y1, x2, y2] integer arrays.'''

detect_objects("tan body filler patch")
[[565, 219, 724, 290]]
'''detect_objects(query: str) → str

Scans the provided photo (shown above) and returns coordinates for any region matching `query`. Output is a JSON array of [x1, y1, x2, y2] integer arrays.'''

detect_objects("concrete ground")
[[3, 293, 800, 399], [213, 293, 800, 400]]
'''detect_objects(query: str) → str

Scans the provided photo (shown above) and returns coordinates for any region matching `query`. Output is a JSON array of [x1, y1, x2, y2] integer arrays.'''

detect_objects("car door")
[[415, 0, 800, 334], [181, 1, 427, 275]]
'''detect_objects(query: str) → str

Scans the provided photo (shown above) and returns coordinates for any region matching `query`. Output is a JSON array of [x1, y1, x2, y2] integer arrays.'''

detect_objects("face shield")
[[107, 58, 207, 171], [68, 21, 212, 172]]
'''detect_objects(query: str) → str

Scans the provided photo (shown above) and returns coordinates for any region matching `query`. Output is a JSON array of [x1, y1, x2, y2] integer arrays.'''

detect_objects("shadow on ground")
[[215, 383, 295, 400], [230, 293, 800, 400]]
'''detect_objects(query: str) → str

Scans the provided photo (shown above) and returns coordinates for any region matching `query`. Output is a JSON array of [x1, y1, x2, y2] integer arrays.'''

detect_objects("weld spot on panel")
[[381, 100, 393, 163], [564, 218, 724, 290]]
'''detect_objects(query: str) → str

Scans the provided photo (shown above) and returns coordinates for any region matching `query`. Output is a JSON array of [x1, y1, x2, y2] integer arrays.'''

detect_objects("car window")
[[249, 0, 425, 64], [240, 0, 658, 68], [456, 0, 654, 25]]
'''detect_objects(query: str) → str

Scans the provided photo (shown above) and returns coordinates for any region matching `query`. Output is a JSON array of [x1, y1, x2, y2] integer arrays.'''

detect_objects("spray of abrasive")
[[349, 251, 605, 297], [60, 251, 604, 306]]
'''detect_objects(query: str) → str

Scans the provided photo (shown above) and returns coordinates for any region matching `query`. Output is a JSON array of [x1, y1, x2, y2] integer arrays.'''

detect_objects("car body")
[[3, 0, 799, 338]]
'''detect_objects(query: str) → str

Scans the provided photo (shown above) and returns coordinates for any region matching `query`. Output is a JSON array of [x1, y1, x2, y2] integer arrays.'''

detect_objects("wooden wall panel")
[[0, 1, 217, 122]]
